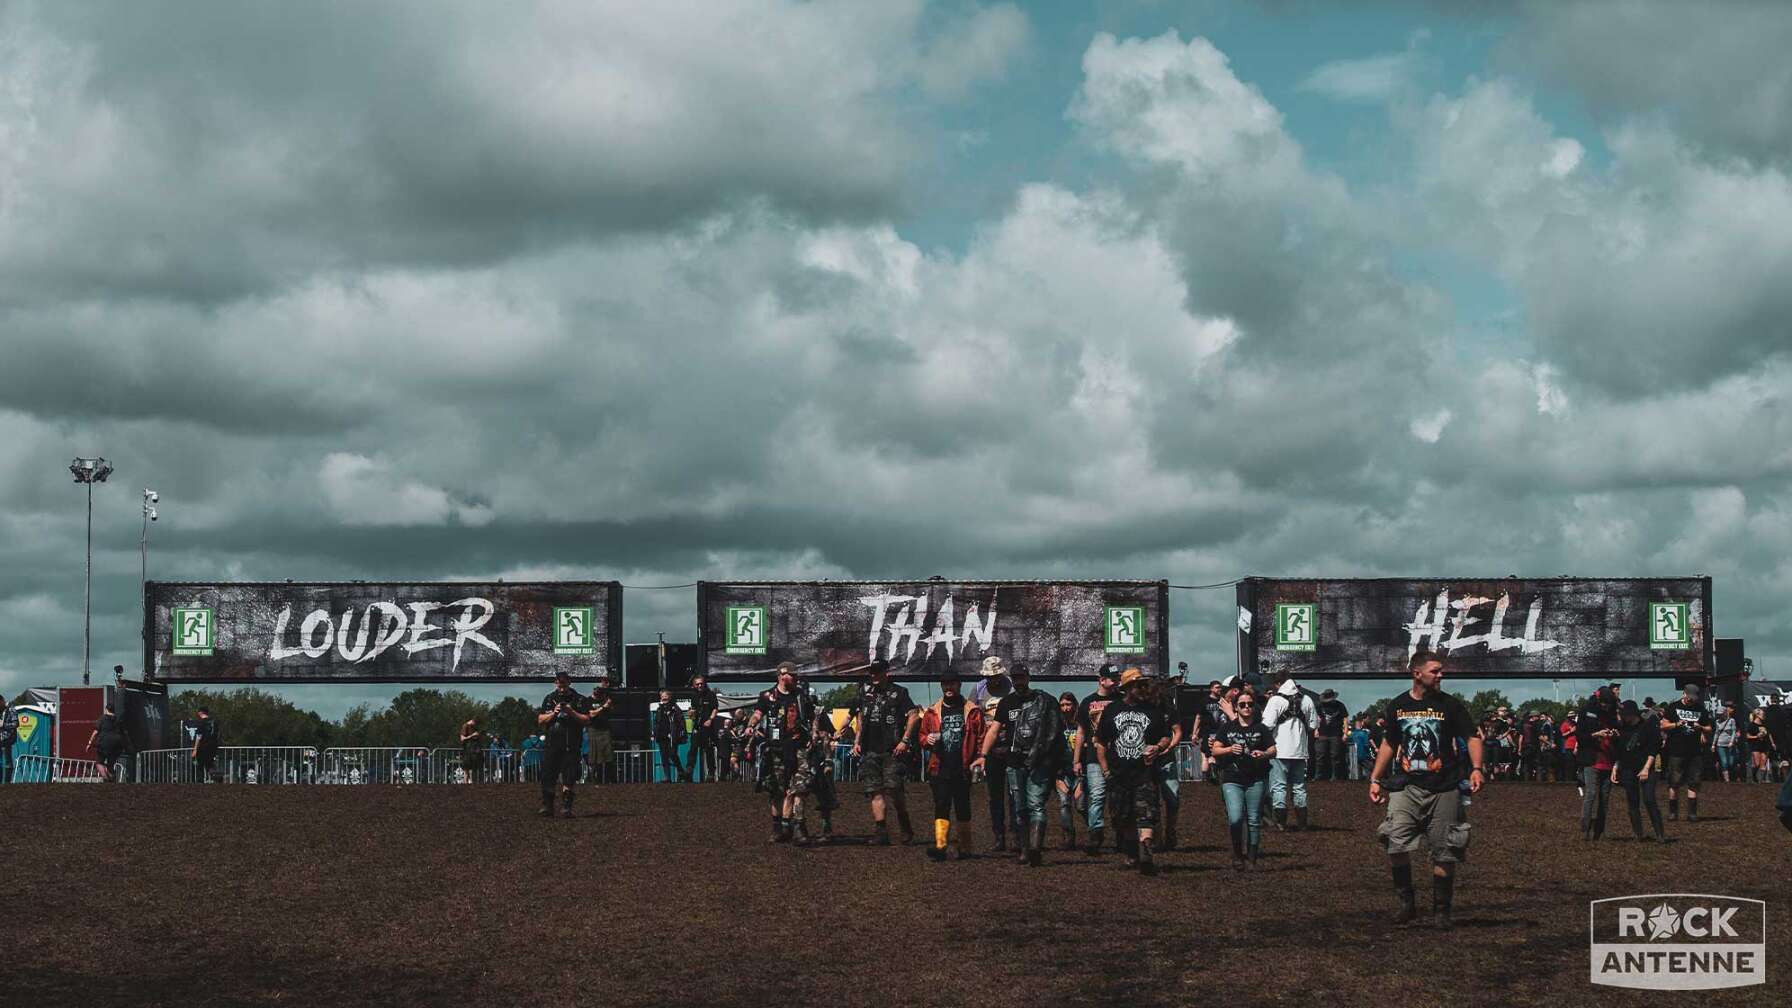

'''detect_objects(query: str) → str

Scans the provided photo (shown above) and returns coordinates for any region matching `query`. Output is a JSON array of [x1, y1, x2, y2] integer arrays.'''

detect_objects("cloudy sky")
[[4, 0, 1789, 717]]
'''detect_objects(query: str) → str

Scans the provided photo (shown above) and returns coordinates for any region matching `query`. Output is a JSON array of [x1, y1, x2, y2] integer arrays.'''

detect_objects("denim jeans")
[[1269, 758, 1308, 809], [1156, 759, 1180, 831], [1056, 769, 1080, 832], [1006, 764, 1052, 829], [1083, 762, 1109, 833], [1580, 765, 1612, 835], [1223, 778, 1268, 847]]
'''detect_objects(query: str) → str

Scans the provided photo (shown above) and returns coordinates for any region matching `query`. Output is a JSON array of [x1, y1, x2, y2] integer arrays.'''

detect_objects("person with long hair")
[[1745, 708, 1772, 783], [1577, 688, 1620, 840], [1612, 701, 1666, 842], [1055, 691, 1083, 852], [1210, 690, 1275, 869]]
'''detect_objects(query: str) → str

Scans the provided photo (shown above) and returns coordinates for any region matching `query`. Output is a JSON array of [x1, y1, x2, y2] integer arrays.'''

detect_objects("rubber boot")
[[1229, 823, 1247, 870], [952, 827, 972, 861], [873, 821, 892, 846], [1295, 807, 1309, 831], [1687, 797, 1698, 822], [1137, 836, 1157, 876], [896, 808, 915, 845], [1648, 805, 1667, 842], [928, 819, 949, 862], [1629, 804, 1646, 840], [794, 817, 813, 846], [538, 799, 554, 818], [1392, 863, 1417, 927], [819, 816, 834, 845], [1432, 875, 1454, 930], [992, 826, 1008, 853], [771, 817, 790, 843], [1084, 828, 1104, 856], [559, 794, 574, 819], [1272, 806, 1287, 832], [1062, 822, 1079, 852], [1026, 823, 1045, 867], [1247, 841, 1261, 870], [1668, 797, 1679, 821]]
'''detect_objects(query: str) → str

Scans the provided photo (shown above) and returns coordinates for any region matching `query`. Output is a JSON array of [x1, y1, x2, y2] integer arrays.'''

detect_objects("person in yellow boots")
[[920, 669, 986, 861]]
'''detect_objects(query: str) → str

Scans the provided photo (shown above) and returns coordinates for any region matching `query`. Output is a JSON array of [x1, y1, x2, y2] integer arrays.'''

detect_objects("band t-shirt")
[[1662, 700, 1712, 758], [855, 682, 916, 753], [1200, 696, 1229, 740], [1314, 699, 1349, 739], [935, 705, 967, 779], [1095, 698, 1168, 787], [1382, 691, 1475, 793], [587, 689, 613, 732], [1210, 718, 1275, 784], [1078, 691, 1121, 765], [539, 689, 592, 749]]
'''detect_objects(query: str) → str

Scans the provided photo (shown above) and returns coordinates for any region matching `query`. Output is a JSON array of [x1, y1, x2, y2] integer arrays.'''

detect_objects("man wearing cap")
[[1660, 682, 1712, 822], [1075, 665, 1122, 854], [920, 669, 985, 860], [1262, 671, 1318, 831], [536, 672, 593, 817], [974, 662, 1065, 866], [585, 673, 616, 784], [1095, 668, 1172, 875], [851, 659, 921, 845], [1612, 700, 1666, 842], [1313, 688, 1350, 782], [748, 662, 816, 842], [969, 655, 1019, 851]]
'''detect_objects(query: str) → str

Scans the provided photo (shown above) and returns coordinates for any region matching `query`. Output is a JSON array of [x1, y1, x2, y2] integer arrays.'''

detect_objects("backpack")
[[1272, 690, 1314, 733]]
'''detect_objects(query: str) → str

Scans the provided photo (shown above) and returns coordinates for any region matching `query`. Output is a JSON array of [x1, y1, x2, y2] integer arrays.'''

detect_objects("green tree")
[[1465, 689, 1514, 722], [1516, 698, 1574, 724], [166, 689, 332, 748], [370, 688, 490, 747], [487, 696, 539, 748], [819, 684, 859, 709]]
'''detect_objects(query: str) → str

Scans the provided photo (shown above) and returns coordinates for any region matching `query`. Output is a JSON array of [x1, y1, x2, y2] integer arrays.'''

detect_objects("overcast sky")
[[3, 1, 1789, 719]]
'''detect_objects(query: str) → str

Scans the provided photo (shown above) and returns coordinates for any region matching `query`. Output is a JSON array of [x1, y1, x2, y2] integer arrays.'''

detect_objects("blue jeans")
[[1270, 757, 1308, 809], [1156, 760, 1180, 833], [1716, 746, 1737, 774], [1223, 778, 1268, 848], [1006, 764, 1052, 830], [1083, 762, 1109, 833]]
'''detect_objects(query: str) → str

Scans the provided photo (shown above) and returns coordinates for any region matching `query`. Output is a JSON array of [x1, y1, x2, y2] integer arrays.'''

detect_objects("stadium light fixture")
[[71, 457, 113, 686]]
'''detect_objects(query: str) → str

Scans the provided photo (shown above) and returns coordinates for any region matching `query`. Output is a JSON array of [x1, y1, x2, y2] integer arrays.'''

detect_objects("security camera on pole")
[[70, 457, 114, 687]]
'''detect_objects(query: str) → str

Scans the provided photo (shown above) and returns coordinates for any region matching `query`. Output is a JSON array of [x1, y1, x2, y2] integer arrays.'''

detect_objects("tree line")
[[163, 689, 545, 750]]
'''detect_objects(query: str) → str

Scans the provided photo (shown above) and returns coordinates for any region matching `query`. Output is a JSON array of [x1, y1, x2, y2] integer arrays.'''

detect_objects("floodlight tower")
[[70, 457, 114, 686]]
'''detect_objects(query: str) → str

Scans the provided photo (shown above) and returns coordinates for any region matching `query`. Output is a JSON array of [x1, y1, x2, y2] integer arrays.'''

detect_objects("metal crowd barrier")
[[319, 747, 443, 784], [135, 747, 322, 784], [13, 754, 107, 783], [428, 748, 523, 783]]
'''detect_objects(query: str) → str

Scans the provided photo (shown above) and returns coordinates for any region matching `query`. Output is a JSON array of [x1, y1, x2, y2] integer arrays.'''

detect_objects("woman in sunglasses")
[[1209, 692, 1277, 869]]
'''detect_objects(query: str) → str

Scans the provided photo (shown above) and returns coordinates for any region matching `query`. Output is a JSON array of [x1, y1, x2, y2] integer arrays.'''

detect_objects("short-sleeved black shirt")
[[538, 688, 591, 749], [1662, 700, 1712, 758], [854, 682, 916, 753], [193, 719, 220, 747], [692, 688, 720, 732], [1095, 698, 1169, 786], [1210, 718, 1275, 784], [587, 688, 613, 731], [1077, 690, 1121, 764], [1383, 690, 1476, 793]]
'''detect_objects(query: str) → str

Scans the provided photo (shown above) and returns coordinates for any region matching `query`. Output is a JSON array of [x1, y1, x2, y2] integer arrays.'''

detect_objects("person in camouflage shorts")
[[749, 662, 817, 843], [787, 716, 840, 844]]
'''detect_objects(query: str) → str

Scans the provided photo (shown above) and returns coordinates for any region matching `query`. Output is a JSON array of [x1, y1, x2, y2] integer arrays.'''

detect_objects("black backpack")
[[1272, 690, 1314, 733]]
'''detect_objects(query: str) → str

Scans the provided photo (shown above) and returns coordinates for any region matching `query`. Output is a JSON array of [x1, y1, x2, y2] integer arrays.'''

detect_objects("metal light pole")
[[70, 457, 113, 686], [140, 489, 158, 589]]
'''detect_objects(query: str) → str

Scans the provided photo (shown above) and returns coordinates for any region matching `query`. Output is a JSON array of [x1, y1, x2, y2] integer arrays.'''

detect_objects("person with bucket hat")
[[1661, 682, 1712, 822], [973, 661, 1065, 866], [969, 655, 1020, 850], [1095, 668, 1173, 875], [1313, 688, 1350, 781]]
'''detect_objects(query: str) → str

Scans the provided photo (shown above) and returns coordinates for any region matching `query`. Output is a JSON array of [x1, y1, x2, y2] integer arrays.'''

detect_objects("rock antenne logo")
[[1590, 894, 1765, 990]]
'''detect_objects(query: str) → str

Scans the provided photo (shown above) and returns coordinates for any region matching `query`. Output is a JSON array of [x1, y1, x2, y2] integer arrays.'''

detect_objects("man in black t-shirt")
[[1661, 683, 1712, 821], [190, 707, 221, 783], [1368, 651, 1484, 930], [690, 676, 721, 783], [652, 690, 690, 783], [1095, 669, 1171, 875], [585, 673, 616, 783], [1196, 679, 1229, 785], [1313, 689, 1349, 781], [975, 662, 1065, 866], [1075, 666, 1122, 854], [536, 671, 593, 817], [748, 662, 815, 843], [851, 660, 920, 845]]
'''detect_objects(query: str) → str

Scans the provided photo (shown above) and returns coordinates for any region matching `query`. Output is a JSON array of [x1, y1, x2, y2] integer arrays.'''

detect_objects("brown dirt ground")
[[5, 779, 1788, 1007]]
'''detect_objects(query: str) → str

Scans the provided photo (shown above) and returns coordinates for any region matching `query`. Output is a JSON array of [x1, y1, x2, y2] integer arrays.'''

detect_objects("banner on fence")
[[1237, 577, 1713, 680], [699, 580, 1168, 680], [146, 581, 623, 682]]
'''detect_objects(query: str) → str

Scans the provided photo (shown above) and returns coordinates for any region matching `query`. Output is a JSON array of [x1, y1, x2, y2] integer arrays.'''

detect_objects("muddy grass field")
[[6, 779, 1787, 1007]]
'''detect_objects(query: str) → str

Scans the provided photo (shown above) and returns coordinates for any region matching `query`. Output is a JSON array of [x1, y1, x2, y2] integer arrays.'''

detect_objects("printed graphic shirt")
[[1314, 699, 1349, 738], [538, 689, 592, 749], [587, 688, 613, 732], [854, 682, 917, 753], [1382, 690, 1475, 793], [1095, 698, 1169, 786], [1078, 690, 1120, 765], [1210, 717, 1275, 785], [755, 688, 812, 747], [935, 706, 967, 778], [1662, 700, 1712, 758]]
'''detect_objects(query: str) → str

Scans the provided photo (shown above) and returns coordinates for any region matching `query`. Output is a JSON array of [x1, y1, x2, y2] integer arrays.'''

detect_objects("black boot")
[[559, 795, 575, 819], [1668, 797, 1679, 821], [818, 816, 834, 845], [1026, 823, 1046, 867], [1392, 863, 1417, 927], [1432, 875, 1454, 930], [873, 822, 892, 846], [538, 799, 554, 818], [1137, 836, 1157, 876], [896, 809, 915, 845], [1272, 806, 1287, 832], [1062, 825, 1079, 852], [1229, 823, 1246, 870], [1084, 828, 1104, 856], [1295, 807, 1309, 831], [771, 817, 789, 843], [1248, 841, 1261, 869], [1687, 797, 1698, 823], [992, 828, 1008, 853]]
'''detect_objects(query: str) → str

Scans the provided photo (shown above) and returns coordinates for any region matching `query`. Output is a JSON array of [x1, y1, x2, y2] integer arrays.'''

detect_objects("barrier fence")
[[135, 747, 323, 784], [14, 754, 107, 783]]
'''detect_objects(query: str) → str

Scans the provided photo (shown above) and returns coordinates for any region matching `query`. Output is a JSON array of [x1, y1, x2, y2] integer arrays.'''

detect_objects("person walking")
[[969, 656, 1018, 852], [851, 659, 921, 846], [536, 672, 592, 817], [1075, 665, 1123, 854], [1312, 689, 1349, 782], [1262, 672, 1318, 831], [1711, 703, 1739, 783], [920, 670, 985, 861], [1612, 701, 1666, 842], [1577, 688, 1620, 839], [974, 662, 1065, 866], [190, 707, 221, 783], [1744, 708, 1772, 783], [652, 689, 691, 783], [1558, 714, 1579, 786], [88, 702, 128, 783], [1368, 651, 1483, 929], [1054, 692, 1082, 852], [1210, 691, 1275, 869], [748, 662, 816, 843], [0, 698, 16, 784], [1094, 669, 1171, 875], [458, 718, 487, 784], [1661, 683, 1711, 821]]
